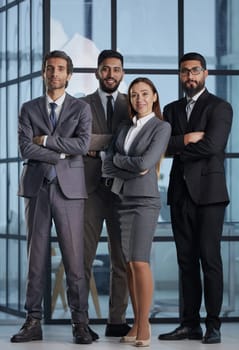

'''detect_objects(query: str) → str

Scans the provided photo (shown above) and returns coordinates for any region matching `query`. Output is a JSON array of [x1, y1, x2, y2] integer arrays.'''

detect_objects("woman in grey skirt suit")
[[103, 77, 171, 347]]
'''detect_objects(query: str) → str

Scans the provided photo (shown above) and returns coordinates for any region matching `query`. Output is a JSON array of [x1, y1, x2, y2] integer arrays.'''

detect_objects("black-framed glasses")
[[179, 66, 205, 76]]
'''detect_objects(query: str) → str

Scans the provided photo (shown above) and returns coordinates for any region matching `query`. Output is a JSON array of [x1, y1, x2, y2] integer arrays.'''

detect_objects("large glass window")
[[0, 164, 7, 234], [19, 0, 31, 76], [0, 0, 238, 323], [7, 84, 18, 158], [7, 5, 18, 80], [32, 0, 43, 72], [184, 0, 216, 59], [0, 0, 43, 319], [117, 0, 178, 69], [0, 11, 6, 82], [0, 88, 7, 158], [47, 0, 239, 323], [51, 0, 111, 67]]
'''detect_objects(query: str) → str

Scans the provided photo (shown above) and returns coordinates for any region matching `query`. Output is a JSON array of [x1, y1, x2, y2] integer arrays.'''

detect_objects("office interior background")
[[0, 0, 239, 324]]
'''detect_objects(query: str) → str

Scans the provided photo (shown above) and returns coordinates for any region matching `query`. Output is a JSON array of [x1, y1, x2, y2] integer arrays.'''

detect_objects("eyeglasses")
[[179, 67, 205, 76]]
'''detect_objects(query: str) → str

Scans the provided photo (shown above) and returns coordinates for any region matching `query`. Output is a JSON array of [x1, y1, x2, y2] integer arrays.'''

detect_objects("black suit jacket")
[[164, 89, 233, 205]]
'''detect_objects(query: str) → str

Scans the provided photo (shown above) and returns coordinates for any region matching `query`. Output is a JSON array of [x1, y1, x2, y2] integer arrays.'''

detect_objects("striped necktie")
[[186, 99, 195, 121], [49, 102, 57, 129], [46, 102, 57, 180]]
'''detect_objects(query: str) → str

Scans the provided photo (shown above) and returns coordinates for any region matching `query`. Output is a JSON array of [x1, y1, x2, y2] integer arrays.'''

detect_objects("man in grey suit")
[[81, 50, 130, 338], [11, 50, 93, 344]]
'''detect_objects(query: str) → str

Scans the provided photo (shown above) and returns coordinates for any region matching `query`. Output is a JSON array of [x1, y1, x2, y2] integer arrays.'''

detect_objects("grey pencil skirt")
[[114, 195, 161, 263]]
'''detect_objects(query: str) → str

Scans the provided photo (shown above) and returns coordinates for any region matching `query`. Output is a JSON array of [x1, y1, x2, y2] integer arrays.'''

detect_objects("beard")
[[182, 79, 205, 97], [99, 79, 121, 93]]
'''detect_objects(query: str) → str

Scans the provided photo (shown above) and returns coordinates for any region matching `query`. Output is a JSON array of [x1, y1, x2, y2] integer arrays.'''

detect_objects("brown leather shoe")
[[72, 323, 92, 344], [10, 316, 42, 343]]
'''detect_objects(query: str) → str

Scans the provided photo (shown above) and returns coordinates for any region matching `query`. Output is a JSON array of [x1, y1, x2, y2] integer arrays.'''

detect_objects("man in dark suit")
[[158, 52, 233, 344], [11, 51, 93, 344], [81, 50, 130, 338]]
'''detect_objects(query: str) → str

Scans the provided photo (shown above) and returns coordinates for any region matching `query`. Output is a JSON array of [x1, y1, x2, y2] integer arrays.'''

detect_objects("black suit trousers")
[[170, 191, 226, 330]]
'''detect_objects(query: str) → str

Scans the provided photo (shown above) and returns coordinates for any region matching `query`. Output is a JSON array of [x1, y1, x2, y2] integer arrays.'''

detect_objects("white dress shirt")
[[97, 88, 118, 118], [43, 93, 66, 158]]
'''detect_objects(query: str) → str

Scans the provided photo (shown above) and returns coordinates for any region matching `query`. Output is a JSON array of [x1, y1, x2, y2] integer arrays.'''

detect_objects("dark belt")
[[100, 177, 113, 188]]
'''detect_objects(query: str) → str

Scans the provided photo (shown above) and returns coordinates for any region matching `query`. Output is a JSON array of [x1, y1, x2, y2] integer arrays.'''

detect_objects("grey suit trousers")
[[24, 180, 88, 323], [84, 182, 129, 323]]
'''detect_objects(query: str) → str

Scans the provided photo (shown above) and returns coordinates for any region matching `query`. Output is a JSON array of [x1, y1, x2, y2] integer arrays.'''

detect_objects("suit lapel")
[[178, 98, 188, 131], [56, 93, 71, 128], [126, 117, 157, 153], [112, 93, 128, 132], [116, 124, 130, 154], [53, 93, 77, 132], [37, 96, 52, 130], [91, 92, 107, 131], [37, 95, 71, 132], [187, 89, 209, 128]]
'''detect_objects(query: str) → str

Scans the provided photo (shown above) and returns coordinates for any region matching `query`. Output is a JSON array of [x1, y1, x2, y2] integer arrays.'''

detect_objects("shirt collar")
[[46, 93, 66, 107], [132, 112, 155, 126], [98, 88, 118, 103]]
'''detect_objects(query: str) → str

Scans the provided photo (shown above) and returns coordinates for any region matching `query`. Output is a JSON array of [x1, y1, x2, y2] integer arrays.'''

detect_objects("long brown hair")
[[128, 77, 163, 120], [127, 77, 164, 177]]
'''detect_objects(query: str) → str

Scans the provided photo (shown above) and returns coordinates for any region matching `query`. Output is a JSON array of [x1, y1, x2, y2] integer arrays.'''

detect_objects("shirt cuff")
[[43, 136, 48, 147]]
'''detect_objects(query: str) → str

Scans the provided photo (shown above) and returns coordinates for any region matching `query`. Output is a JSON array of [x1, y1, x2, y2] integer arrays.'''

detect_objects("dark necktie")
[[47, 102, 57, 180], [50, 102, 57, 129], [106, 95, 113, 132]]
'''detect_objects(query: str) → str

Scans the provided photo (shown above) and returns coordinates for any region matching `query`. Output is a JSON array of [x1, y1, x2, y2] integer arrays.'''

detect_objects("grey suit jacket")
[[80, 90, 129, 193], [18, 93, 92, 199], [103, 117, 171, 197]]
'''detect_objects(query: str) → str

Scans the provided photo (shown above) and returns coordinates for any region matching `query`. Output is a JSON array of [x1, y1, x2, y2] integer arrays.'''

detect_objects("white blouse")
[[124, 112, 155, 153]]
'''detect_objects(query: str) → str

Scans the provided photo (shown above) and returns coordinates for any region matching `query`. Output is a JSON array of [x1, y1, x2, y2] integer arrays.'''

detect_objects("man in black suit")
[[11, 51, 93, 344], [158, 52, 233, 344], [80, 50, 130, 338]]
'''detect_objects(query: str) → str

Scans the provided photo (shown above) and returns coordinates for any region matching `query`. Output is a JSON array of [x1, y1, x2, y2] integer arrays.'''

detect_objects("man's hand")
[[33, 135, 45, 146], [184, 131, 205, 146]]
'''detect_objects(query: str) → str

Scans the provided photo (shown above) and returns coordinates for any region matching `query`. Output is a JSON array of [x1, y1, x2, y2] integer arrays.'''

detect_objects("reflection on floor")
[[0, 323, 238, 350]]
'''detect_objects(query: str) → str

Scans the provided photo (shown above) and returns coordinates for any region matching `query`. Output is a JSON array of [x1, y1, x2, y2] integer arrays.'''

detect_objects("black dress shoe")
[[158, 325, 203, 341], [202, 328, 221, 344], [10, 316, 42, 343], [72, 323, 92, 344], [88, 325, 99, 341], [105, 323, 131, 337]]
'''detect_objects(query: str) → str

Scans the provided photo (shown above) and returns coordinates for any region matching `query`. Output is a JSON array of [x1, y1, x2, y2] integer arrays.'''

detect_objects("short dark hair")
[[179, 52, 207, 70], [42, 50, 74, 75], [97, 49, 124, 67]]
